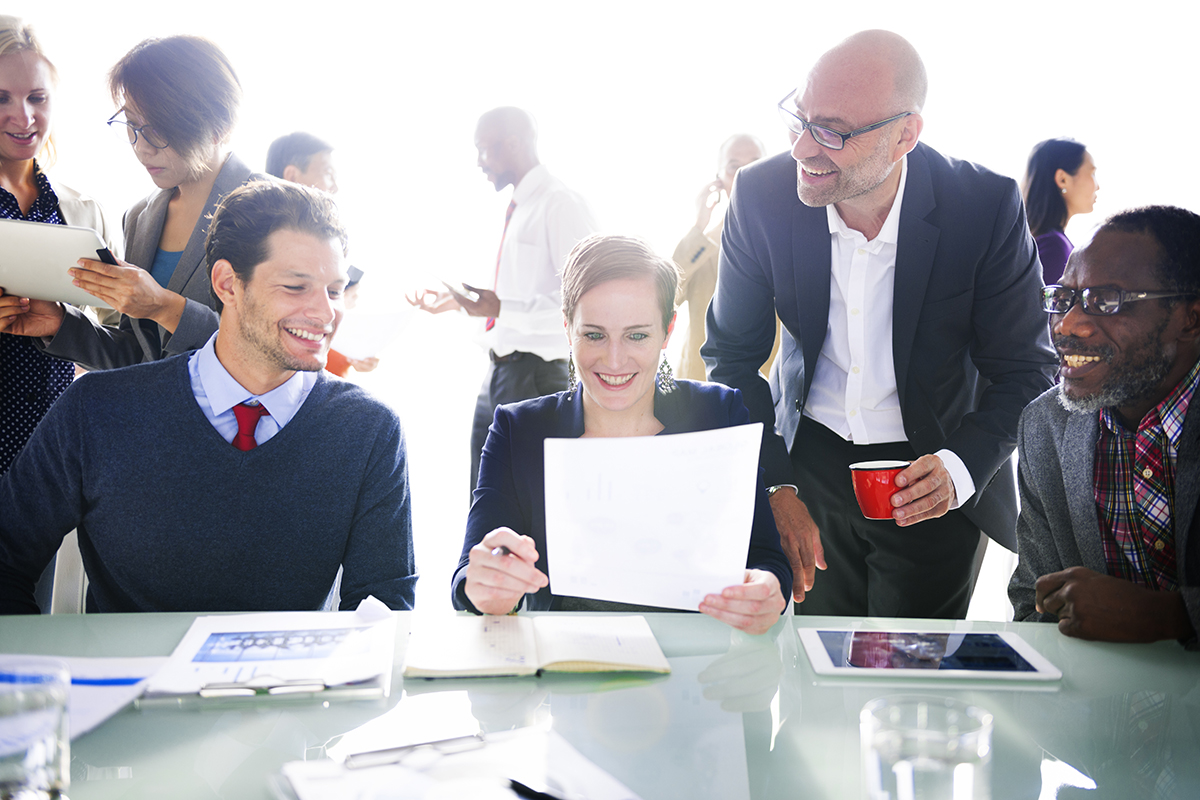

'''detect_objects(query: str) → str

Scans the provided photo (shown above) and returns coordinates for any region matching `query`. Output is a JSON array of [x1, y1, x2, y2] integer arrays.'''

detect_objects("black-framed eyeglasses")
[[1041, 285, 1193, 316], [776, 88, 913, 151], [107, 110, 168, 150]]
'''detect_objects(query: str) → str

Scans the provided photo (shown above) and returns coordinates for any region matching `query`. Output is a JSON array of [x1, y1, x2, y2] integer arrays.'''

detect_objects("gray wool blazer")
[[1008, 384, 1200, 648], [37, 154, 264, 371]]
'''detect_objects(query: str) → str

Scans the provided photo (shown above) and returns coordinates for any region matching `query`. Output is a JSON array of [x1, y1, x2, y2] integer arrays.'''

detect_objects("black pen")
[[491, 545, 513, 557], [508, 778, 566, 800]]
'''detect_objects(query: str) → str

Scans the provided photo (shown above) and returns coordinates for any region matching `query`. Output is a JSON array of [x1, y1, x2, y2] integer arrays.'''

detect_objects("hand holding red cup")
[[849, 460, 911, 520]]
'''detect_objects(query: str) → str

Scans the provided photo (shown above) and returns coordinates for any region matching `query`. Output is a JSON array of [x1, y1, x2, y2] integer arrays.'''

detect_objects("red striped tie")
[[232, 402, 270, 451], [485, 200, 517, 332]]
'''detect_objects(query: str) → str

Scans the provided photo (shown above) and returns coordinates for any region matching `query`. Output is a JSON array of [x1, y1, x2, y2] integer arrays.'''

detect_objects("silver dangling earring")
[[656, 354, 677, 394], [567, 349, 578, 396]]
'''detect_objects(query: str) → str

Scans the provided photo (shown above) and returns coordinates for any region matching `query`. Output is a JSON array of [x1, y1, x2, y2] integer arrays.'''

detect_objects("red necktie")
[[232, 402, 270, 451], [485, 200, 517, 332]]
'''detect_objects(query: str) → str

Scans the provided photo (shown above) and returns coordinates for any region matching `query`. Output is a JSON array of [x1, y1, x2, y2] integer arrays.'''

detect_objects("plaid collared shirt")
[[1093, 360, 1200, 591]]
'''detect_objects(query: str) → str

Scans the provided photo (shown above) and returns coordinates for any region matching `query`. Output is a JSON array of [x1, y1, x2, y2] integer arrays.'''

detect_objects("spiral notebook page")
[[404, 615, 539, 677], [532, 615, 670, 672]]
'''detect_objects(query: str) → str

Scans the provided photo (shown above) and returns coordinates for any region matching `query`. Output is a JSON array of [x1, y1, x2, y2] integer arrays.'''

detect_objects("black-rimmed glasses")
[[776, 88, 913, 151], [1042, 285, 1193, 316], [107, 110, 168, 150]]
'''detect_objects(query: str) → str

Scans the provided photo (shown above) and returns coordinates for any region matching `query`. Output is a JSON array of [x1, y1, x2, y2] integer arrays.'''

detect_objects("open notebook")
[[403, 615, 671, 678]]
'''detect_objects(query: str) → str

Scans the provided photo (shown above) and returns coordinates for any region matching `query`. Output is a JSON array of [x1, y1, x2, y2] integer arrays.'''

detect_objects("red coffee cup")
[[849, 460, 910, 520]]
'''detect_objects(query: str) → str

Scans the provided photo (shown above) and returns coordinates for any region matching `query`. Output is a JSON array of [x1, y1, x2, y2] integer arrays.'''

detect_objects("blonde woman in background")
[[0, 16, 117, 476], [0, 16, 118, 612], [672, 133, 780, 381]]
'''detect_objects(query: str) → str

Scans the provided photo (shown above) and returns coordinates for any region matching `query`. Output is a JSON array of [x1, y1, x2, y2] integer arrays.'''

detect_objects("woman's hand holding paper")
[[699, 569, 786, 636]]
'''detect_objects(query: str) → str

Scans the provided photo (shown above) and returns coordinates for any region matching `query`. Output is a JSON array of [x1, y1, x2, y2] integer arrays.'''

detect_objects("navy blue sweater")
[[0, 355, 417, 613]]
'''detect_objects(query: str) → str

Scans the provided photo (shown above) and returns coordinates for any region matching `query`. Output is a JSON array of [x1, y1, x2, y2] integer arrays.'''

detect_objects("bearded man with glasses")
[[702, 29, 1056, 619], [1010, 206, 1200, 646]]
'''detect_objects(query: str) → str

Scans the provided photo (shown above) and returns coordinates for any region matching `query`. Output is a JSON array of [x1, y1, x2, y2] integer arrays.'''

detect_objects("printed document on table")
[[145, 596, 396, 696], [544, 422, 762, 610]]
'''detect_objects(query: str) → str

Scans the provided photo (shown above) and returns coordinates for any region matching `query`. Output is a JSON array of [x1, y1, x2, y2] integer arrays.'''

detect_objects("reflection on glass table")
[[0, 610, 1197, 798]]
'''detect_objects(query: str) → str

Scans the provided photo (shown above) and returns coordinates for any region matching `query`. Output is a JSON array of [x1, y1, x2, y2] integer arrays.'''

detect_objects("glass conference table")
[[1, 609, 1197, 799]]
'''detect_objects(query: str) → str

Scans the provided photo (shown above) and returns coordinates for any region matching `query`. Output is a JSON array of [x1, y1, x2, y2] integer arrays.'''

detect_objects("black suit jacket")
[[703, 143, 1056, 550]]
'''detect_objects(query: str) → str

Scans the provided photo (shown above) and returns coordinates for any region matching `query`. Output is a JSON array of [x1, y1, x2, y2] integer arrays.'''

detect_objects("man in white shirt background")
[[408, 106, 597, 497]]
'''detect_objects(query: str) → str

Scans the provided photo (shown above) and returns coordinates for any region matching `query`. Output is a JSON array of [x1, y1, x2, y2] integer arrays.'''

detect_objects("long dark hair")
[[1022, 138, 1087, 237]]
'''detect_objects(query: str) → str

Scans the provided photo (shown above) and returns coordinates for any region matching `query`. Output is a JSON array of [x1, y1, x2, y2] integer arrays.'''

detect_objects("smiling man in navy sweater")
[[0, 180, 417, 613]]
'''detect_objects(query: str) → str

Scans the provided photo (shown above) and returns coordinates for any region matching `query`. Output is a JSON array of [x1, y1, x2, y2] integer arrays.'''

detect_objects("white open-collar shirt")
[[479, 164, 597, 361], [803, 157, 974, 507]]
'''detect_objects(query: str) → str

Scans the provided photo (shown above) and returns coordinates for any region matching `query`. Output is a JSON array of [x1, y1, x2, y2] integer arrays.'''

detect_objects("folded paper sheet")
[[280, 728, 642, 800], [544, 423, 762, 610]]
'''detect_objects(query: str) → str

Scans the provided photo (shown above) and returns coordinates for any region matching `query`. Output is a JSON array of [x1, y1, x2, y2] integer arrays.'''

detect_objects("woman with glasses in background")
[[1022, 138, 1099, 286], [0, 35, 264, 370]]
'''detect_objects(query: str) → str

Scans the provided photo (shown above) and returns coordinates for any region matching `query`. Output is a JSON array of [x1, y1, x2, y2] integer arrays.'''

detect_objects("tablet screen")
[[816, 630, 1037, 673]]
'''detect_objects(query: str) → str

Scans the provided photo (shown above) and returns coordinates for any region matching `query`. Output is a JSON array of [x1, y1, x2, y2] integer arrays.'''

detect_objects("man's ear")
[[890, 113, 923, 161], [1177, 297, 1200, 343], [282, 164, 302, 184], [211, 259, 239, 311]]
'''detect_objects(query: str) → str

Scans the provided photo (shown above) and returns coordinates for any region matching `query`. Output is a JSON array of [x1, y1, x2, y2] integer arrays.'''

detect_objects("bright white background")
[[11, 0, 1197, 616]]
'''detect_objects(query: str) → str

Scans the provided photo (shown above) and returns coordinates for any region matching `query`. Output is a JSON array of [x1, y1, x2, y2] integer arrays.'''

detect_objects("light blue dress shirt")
[[187, 334, 318, 447]]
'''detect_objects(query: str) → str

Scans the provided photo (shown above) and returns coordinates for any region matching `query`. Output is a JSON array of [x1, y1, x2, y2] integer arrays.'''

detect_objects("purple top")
[[1035, 229, 1073, 286]]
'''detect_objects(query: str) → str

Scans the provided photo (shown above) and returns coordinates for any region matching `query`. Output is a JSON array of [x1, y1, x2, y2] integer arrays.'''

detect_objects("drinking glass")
[[860, 695, 992, 800], [0, 656, 70, 799]]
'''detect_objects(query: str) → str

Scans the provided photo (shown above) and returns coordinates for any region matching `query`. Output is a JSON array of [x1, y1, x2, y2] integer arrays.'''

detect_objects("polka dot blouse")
[[1, 163, 74, 474]]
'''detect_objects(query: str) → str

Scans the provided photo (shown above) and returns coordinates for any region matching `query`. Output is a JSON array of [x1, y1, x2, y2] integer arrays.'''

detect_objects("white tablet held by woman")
[[0, 218, 116, 308]]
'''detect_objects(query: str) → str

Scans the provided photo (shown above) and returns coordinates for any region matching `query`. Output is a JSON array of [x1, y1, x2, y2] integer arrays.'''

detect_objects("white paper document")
[[544, 422, 762, 610], [145, 596, 396, 697], [329, 310, 409, 360]]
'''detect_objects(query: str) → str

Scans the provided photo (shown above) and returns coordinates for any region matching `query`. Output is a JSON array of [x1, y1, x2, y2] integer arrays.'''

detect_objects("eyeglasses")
[[1041, 284, 1193, 316], [107, 110, 168, 150], [776, 88, 913, 151]]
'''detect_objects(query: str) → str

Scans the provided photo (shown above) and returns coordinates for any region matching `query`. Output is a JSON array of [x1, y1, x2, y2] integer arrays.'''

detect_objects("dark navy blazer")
[[451, 380, 793, 612]]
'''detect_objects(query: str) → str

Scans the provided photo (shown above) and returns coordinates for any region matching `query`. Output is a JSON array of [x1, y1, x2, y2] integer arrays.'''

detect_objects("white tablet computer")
[[798, 628, 1062, 682], [0, 218, 117, 308]]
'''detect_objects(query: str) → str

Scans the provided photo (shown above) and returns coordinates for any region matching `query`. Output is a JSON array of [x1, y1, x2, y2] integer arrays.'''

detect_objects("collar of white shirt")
[[512, 163, 550, 205], [825, 154, 908, 244], [188, 333, 318, 445]]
